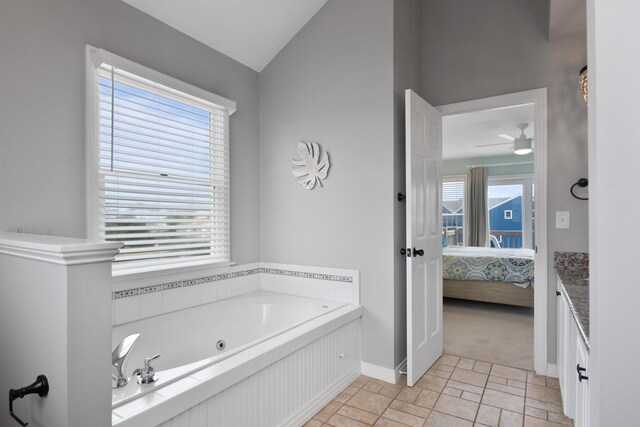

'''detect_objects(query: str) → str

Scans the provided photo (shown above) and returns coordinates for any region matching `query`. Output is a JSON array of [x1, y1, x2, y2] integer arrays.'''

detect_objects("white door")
[[405, 89, 443, 387]]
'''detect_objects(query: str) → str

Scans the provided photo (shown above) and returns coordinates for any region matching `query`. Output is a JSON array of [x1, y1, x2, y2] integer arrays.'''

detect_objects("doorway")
[[437, 89, 548, 374]]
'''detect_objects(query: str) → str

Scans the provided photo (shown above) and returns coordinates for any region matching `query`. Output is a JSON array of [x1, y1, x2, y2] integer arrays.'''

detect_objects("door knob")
[[412, 248, 424, 257]]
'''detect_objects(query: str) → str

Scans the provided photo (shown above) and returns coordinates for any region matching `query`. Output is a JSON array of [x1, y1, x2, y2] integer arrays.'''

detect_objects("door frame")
[[436, 88, 549, 375]]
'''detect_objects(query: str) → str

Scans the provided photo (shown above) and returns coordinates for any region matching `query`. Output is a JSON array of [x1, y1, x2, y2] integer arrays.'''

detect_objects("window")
[[86, 47, 236, 275], [442, 177, 465, 246], [487, 176, 534, 249]]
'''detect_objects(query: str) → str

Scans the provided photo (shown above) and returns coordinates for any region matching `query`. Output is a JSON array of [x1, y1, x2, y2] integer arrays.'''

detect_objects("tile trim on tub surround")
[[112, 266, 354, 300]]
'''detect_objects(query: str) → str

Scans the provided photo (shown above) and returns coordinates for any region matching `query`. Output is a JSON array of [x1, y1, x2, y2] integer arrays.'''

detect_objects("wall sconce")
[[579, 65, 588, 104]]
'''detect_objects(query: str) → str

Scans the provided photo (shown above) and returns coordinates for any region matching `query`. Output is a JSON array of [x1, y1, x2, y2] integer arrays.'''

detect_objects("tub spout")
[[112, 333, 140, 388]]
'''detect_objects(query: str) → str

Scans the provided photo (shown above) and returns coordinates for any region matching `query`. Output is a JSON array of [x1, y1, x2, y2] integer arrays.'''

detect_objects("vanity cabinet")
[[557, 277, 590, 426], [575, 335, 590, 427]]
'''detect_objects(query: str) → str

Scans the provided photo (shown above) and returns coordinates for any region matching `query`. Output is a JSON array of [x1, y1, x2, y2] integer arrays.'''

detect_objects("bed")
[[443, 246, 535, 307]]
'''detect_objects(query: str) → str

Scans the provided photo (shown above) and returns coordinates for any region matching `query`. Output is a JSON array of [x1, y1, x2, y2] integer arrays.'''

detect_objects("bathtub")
[[111, 291, 361, 426]]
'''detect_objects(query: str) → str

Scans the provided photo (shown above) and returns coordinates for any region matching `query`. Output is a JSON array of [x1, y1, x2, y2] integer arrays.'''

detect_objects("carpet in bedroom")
[[443, 297, 534, 370]]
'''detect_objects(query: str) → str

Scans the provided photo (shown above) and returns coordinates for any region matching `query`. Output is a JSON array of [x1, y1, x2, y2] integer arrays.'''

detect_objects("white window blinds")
[[89, 53, 233, 274], [442, 180, 465, 212]]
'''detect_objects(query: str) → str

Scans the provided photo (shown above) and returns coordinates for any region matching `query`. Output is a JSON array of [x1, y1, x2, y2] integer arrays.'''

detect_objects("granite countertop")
[[554, 252, 590, 350]]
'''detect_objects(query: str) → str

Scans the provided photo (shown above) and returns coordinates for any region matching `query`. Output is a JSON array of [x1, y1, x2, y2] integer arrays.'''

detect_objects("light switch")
[[556, 211, 570, 229]]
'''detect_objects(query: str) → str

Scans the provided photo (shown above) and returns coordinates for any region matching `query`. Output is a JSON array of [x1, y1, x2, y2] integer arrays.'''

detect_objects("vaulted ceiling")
[[122, 0, 328, 72]]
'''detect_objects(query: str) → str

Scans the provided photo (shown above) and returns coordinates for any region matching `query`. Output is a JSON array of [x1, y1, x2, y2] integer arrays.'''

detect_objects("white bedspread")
[[443, 246, 534, 259]]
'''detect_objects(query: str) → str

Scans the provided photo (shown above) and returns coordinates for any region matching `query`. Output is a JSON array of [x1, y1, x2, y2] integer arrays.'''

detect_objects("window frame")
[[442, 174, 467, 246], [85, 45, 237, 276], [487, 174, 534, 249], [504, 210, 513, 220]]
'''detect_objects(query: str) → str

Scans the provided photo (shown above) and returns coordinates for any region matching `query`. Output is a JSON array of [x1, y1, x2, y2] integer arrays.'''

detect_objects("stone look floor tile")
[[507, 380, 526, 390], [389, 399, 432, 419], [416, 389, 441, 409], [457, 358, 476, 370], [545, 378, 560, 390], [447, 380, 485, 395], [433, 394, 480, 421], [416, 374, 448, 393], [439, 354, 462, 367], [351, 376, 371, 388], [327, 413, 371, 427], [374, 418, 408, 427], [481, 389, 525, 413], [490, 365, 527, 382], [488, 376, 507, 385], [428, 367, 453, 380], [313, 355, 568, 427], [363, 379, 387, 393], [523, 416, 562, 427], [346, 389, 393, 416], [461, 391, 481, 403], [381, 407, 427, 427], [499, 410, 523, 427], [337, 405, 379, 425], [450, 368, 489, 388], [343, 386, 360, 396], [526, 373, 546, 386], [336, 391, 354, 403], [524, 406, 547, 420], [547, 411, 572, 426], [379, 383, 403, 399], [486, 381, 526, 397], [315, 401, 343, 422], [476, 404, 501, 427], [525, 384, 562, 405], [524, 398, 563, 415], [396, 386, 421, 404], [443, 386, 463, 397], [427, 411, 473, 427], [473, 361, 492, 374], [436, 364, 456, 373]]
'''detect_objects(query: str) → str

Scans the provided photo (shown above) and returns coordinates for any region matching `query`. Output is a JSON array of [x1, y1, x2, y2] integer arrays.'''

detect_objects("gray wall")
[[0, 0, 260, 264], [421, 0, 589, 363], [259, 0, 398, 370], [393, 0, 423, 367]]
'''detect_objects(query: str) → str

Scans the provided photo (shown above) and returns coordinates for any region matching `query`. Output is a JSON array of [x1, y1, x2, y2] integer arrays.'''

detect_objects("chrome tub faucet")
[[112, 333, 140, 388]]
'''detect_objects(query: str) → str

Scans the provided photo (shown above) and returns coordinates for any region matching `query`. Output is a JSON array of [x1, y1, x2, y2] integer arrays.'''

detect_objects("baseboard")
[[281, 365, 361, 427], [395, 358, 407, 384], [361, 359, 407, 385], [546, 363, 559, 378]]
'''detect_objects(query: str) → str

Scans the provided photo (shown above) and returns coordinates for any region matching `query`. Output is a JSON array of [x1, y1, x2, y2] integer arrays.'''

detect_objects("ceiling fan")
[[475, 123, 534, 155]]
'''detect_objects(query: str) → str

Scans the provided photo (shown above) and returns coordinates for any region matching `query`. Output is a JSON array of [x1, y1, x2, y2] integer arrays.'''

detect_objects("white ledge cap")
[[0, 231, 123, 266]]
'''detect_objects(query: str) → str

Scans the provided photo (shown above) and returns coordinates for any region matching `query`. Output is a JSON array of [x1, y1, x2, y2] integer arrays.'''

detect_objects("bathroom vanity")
[[555, 252, 590, 427]]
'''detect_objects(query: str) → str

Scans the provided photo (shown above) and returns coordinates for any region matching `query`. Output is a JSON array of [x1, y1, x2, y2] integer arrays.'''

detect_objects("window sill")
[[112, 260, 235, 283]]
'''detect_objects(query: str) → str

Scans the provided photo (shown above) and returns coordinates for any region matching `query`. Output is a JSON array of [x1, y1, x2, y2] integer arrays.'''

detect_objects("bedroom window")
[[442, 177, 465, 246], [86, 46, 236, 275], [488, 176, 534, 249]]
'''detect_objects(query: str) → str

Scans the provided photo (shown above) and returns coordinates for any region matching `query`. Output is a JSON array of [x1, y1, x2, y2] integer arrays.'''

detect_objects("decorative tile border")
[[112, 267, 353, 300], [261, 268, 352, 282]]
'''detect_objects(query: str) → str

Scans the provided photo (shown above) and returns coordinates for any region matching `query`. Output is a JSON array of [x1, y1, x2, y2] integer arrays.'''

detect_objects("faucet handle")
[[144, 353, 161, 367], [137, 353, 160, 385]]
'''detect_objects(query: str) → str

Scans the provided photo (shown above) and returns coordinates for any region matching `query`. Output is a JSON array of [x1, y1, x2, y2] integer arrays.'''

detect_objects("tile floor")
[[306, 354, 572, 427]]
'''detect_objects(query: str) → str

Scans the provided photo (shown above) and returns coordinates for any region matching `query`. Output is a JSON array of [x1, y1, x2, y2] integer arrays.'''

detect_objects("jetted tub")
[[111, 291, 351, 409]]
